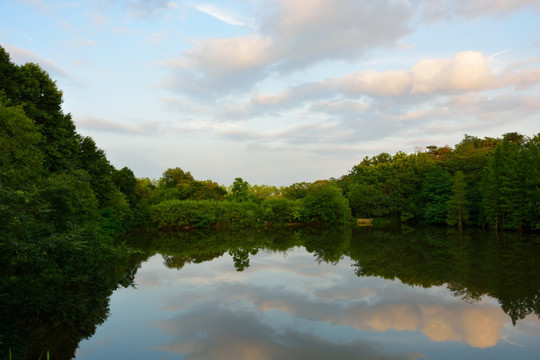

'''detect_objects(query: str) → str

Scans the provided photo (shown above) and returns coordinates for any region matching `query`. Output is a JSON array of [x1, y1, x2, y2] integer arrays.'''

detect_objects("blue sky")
[[1, 0, 539, 186]]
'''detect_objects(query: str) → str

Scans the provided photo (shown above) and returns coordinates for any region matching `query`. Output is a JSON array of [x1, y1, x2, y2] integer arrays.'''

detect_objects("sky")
[[1, 0, 540, 186]]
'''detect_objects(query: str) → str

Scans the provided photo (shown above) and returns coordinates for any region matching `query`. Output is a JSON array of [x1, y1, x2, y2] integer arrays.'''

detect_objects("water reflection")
[[155, 303, 420, 360], [73, 226, 540, 359]]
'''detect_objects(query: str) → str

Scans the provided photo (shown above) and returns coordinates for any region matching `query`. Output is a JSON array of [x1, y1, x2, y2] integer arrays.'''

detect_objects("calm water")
[[73, 227, 540, 360]]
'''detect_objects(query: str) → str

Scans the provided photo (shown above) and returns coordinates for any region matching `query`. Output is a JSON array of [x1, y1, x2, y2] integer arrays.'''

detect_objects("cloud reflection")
[[148, 249, 514, 351], [155, 304, 423, 360]]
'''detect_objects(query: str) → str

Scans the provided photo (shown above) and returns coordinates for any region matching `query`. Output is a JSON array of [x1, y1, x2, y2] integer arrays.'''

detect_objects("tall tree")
[[447, 171, 470, 228], [420, 166, 453, 224]]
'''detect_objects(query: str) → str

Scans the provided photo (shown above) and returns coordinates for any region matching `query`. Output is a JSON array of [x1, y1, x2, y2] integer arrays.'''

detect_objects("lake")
[[3, 226, 540, 359], [73, 226, 540, 360]]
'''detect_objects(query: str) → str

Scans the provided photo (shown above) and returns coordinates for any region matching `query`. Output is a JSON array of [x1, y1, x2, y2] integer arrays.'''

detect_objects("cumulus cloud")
[[410, 51, 494, 93], [160, 0, 415, 97], [158, 0, 540, 98], [158, 34, 276, 96], [157, 0, 540, 102], [232, 51, 540, 108], [259, 0, 414, 72], [337, 51, 497, 97]]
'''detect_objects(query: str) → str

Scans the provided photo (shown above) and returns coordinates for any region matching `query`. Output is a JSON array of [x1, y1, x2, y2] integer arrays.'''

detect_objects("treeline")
[[338, 133, 540, 230], [139, 133, 540, 231], [138, 172, 351, 229]]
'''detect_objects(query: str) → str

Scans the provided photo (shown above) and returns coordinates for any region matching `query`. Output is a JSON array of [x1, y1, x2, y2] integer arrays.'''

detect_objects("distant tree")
[[281, 182, 312, 200], [185, 180, 227, 201], [420, 166, 453, 224], [446, 171, 470, 228], [250, 184, 280, 200], [112, 167, 138, 206], [230, 177, 250, 202], [78, 136, 116, 207], [158, 167, 194, 188], [347, 183, 383, 218], [300, 184, 351, 224]]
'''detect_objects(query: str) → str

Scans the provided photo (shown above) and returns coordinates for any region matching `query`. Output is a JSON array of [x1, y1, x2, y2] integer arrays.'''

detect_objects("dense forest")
[[142, 132, 540, 231]]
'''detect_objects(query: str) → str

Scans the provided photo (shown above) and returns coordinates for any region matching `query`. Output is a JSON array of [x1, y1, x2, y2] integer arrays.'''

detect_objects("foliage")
[[299, 184, 351, 224], [260, 198, 302, 224], [0, 228, 135, 359], [229, 177, 251, 202], [149, 200, 257, 229], [420, 166, 453, 224], [0, 44, 139, 358], [349, 226, 540, 324], [337, 132, 540, 231], [446, 171, 470, 227]]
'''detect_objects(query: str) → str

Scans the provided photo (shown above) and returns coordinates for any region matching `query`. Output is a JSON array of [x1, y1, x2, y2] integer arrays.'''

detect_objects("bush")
[[299, 184, 351, 224]]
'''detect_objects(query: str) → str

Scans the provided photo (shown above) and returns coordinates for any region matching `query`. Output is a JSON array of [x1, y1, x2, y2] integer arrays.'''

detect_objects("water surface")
[[75, 227, 540, 359]]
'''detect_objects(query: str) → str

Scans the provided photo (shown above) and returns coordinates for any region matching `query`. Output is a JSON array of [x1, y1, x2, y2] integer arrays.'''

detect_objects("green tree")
[[0, 105, 43, 188], [230, 177, 250, 202], [446, 135, 494, 225], [0, 105, 45, 238], [347, 183, 384, 218], [420, 166, 453, 224], [77, 136, 116, 206], [112, 167, 138, 206], [446, 171, 470, 228], [300, 184, 351, 224], [158, 167, 194, 188], [39, 170, 99, 232], [481, 137, 529, 230]]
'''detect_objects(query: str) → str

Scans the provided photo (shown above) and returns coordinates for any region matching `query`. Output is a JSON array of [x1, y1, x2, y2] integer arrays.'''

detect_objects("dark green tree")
[[446, 171, 470, 228], [158, 167, 194, 188], [420, 166, 453, 224], [112, 166, 138, 206]]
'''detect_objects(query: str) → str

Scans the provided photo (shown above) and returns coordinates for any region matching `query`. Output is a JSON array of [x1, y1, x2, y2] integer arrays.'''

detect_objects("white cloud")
[[160, 0, 415, 97], [3, 43, 71, 79], [410, 51, 494, 94], [159, 34, 275, 96], [194, 4, 253, 27], [339, 70, 412, 97]]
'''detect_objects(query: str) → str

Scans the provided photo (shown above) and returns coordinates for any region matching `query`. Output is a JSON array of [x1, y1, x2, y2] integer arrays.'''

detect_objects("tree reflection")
[[349, 227, 540, 324], [5, 225, 538, 359], [0, 238, 137, 360], [143, 226, 540, 325]]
